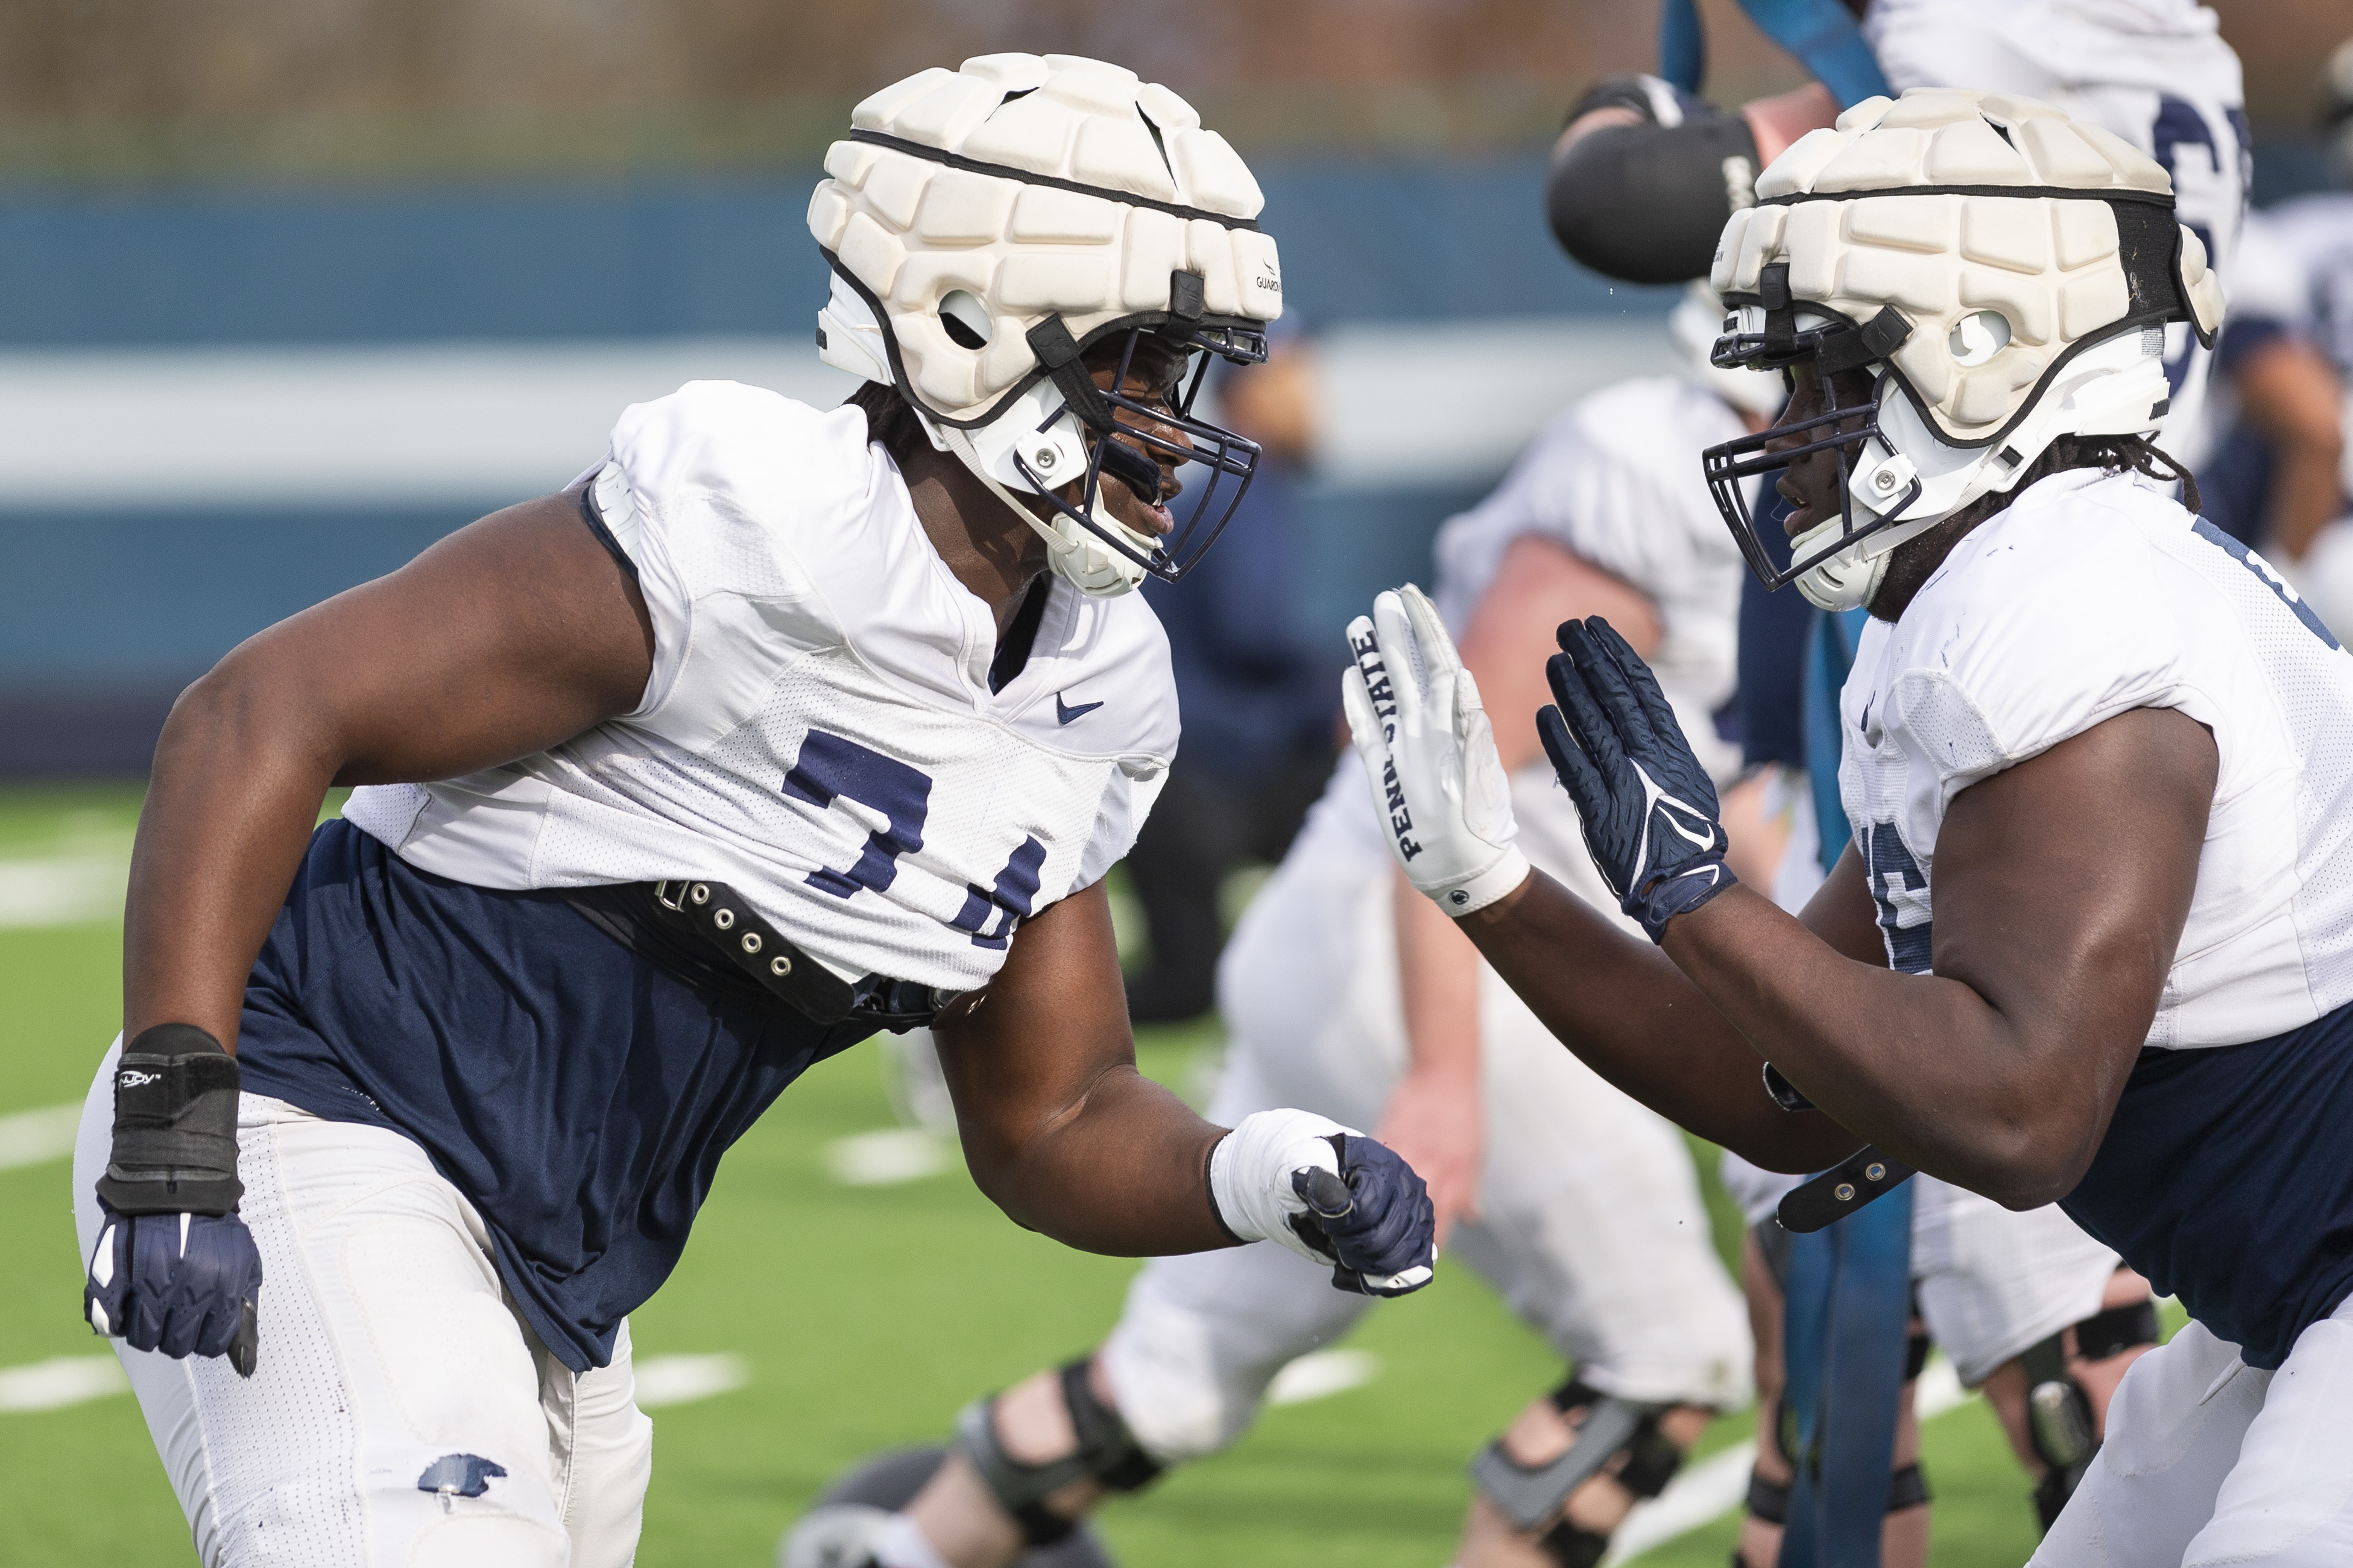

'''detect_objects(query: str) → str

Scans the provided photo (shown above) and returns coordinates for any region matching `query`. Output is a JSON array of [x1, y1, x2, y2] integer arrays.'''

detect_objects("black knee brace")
[[953, 1359, 1164, 1547], [1743, 1461, 1929, 1528], [2024, 1296, 2159, 1530], [1474, 1379, 1687, 1568], [1546, 74, 1762, 285]]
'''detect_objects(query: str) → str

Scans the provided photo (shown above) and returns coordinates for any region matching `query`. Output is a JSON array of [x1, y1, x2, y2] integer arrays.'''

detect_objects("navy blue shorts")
[[238, 821, 873, 1371]]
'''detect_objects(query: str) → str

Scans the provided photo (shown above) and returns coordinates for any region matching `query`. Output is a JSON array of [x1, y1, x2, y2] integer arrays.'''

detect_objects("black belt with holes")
[[573, 880, 947, 1032]]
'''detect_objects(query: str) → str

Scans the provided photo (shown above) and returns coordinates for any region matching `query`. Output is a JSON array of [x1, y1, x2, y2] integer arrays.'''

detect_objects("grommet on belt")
[[636, 877, 939, 1030]]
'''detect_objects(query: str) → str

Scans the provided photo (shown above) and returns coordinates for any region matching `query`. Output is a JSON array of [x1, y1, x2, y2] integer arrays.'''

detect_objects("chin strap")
[[931, 420, 1147, 599]]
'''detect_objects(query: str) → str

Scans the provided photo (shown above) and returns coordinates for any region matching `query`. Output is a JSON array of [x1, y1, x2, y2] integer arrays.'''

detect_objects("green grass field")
[[0, 786, 2076, 1565]]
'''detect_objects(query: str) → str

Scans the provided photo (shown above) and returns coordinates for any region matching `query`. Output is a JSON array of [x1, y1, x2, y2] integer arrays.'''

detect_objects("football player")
[[1544, 2, 2241, 1538], [1351, 90, 2353, 1564], [69, 54, 1435, 1568], [782, 289, 1780, 1568]]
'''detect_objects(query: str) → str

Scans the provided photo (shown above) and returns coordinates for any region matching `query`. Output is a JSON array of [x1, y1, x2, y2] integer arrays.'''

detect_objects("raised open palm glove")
[[1341, 584, 1531, 917], [1539, 617, 1737, 943]]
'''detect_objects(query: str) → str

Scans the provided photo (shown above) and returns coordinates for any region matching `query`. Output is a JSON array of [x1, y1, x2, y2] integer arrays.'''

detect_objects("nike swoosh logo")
[[1055, 693, 1104, 725]]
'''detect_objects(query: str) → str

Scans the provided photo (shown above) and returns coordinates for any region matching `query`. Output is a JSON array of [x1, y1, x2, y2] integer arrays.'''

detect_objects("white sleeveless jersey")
[[344, 382, 1178, 993], [1837, 469, 2353, 1047], [1431, 375, 1751, 786], [1864, 0, 2245, 471]]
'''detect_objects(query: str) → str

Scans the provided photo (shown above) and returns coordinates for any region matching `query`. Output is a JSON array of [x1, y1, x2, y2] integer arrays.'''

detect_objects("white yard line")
[[0, 857, 127, 928], [825, 1128, 950, 1186], [0, 1102, 81, 1172], [0, 1355, 127, 1413], [1268, 1349, 1380, 1407], [633, 1353, 750, 1409], [1605, 1358, 1972, 1564]]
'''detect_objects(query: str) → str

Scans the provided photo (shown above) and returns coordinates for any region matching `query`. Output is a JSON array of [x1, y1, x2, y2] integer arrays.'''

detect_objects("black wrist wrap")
[[95, 1024, 244, 1216]]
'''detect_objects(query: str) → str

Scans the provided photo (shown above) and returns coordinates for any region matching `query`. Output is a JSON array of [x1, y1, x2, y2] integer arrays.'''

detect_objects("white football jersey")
[[1863, 0, 2246, 471], [2235, 196, 2353, 377], [1837, 468, 2353, 1047], [1431, 375, 1751, 785], [344, 382, 1178, 993]]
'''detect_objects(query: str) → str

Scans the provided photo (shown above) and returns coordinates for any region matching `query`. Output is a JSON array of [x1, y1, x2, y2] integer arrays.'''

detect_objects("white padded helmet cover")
[[809, 54, 1284, 426], [1708, 89, 2225, 446]]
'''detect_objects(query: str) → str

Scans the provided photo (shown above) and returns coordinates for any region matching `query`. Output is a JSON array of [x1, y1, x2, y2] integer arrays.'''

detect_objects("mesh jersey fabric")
[[1860, 0, 2246, 471], [235, 820, 871, 1373], [344, 382, 1178, 993], [1837, 468, 2353, 1049]]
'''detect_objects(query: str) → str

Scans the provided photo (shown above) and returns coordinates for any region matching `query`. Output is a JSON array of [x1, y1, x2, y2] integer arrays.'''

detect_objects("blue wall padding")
[[0, 159, 1675, 346]]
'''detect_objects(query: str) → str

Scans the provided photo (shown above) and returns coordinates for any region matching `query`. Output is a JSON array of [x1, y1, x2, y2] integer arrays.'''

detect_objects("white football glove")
[[1341, 584, 1531, 916], [1208, 1110, 1436, 1296]]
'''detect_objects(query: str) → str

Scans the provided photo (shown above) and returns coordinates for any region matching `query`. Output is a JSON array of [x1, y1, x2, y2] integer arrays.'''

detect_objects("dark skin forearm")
[[1458, 866, 1868, 1174], [931, 880, 1234, 1256], [125, 489, 656, 1050], [1461, 707, 2216, 1207]]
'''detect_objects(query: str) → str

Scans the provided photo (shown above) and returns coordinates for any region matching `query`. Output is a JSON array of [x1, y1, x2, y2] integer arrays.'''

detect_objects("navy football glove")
[[1539, 616, 1737, 942], [1209, 1110, 1436, 1297], [86, 1203, 262, 1373], [85, 1024, 262, 1376], [1290, 1135, 1438, 1298]]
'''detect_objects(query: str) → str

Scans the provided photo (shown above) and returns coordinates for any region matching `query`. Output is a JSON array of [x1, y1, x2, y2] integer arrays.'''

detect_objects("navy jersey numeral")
[[782, 730, 1052, 945], [1862, 821, 1934, 975], [2191, 518, 2342, 650], [952, 836, 1046, 949], [784, 731, 932, 898]]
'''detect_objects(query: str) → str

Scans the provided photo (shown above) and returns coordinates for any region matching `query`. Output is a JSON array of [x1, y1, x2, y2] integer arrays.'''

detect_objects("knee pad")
[[954, 1360, 1164, 1548], [1743, 1462, 1928, 1528], [2019, 1324, 2103, 1531], [2021, 1299, 2155, 1529], [1472, 1379, 1687, 1567], [1546, 77, 1761, 285], [2072, 1297, 2161, 1363]]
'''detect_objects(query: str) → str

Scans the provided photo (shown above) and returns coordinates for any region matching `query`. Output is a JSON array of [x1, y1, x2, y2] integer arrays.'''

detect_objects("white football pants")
[[2032, 1297, 2353, 1566], [1101, 780, 1753, 1463], [72, 1039, 652, 1568]]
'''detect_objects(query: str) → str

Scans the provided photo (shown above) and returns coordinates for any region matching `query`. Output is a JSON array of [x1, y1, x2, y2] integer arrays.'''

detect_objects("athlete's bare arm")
[[931, 885, 1233, 1256], [125, 487, 656, 1051], [1458, 707, 2216, 1206]]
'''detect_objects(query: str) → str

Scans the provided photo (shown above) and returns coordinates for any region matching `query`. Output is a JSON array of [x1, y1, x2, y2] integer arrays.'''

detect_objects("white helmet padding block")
[[810, 54, 1281, 430]]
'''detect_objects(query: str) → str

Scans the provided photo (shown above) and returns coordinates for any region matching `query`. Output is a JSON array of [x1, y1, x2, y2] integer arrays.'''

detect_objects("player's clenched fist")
[[1341, 584, 1530, 917], [85, 1025, 262, 1376], [1209, 1109, 1436, 1296]]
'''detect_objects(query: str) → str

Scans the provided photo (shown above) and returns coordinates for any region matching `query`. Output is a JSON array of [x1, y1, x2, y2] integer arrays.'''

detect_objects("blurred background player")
[[1541, 0, 2226, 1549], [783, 261, 1783, 1568], [2199, 37, 2353, 632], [1121, 328, 1336, 1025], [68, 55, 1439, 1568]]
